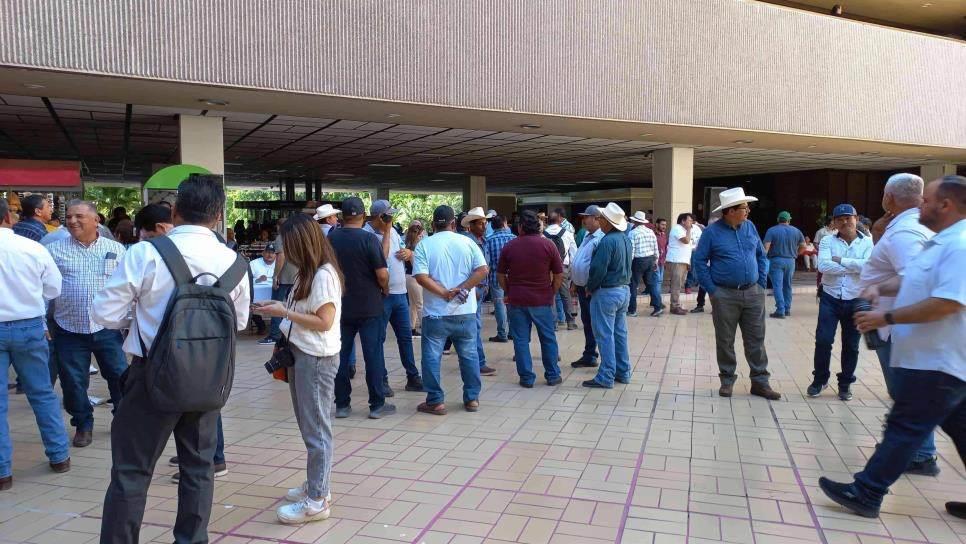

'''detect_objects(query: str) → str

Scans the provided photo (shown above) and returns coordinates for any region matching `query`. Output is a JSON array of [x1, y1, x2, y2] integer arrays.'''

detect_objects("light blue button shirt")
[[363, 223, 407, 294], [817, 231, 873, 300], [570, 229, 604, 287], [891, 219, 966, 383], [413, 231, 487, 317]]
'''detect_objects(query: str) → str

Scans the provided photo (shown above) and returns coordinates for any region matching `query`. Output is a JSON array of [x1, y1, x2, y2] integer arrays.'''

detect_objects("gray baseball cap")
[[579, 205, 601, 216], [370, 199, 397, 216]]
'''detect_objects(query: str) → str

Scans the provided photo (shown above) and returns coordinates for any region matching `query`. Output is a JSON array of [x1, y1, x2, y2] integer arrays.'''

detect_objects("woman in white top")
[[254, 214, 343, 525]]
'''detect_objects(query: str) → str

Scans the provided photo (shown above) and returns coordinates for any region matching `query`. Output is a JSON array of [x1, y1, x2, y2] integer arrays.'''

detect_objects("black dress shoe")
[[689, 306, 704, 314], [769, 312, 785, 319], [489, 336, 509, 343], [581, 379, 611, 389], [547, 377, 562, 386], [946, 501, 966, 519], [519, 380, 534, 389], [570, 359, 598, 368]]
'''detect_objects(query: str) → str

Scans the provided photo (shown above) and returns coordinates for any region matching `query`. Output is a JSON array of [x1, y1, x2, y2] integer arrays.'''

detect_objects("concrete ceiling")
[[759, 0, 966, 35]]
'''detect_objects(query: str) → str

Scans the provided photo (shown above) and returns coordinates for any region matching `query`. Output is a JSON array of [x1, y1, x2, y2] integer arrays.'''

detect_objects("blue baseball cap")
[[832, 204, 857, 217]]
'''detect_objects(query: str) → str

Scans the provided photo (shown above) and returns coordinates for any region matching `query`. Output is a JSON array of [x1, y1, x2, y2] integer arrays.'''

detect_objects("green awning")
[[144, 164, 211, 190]]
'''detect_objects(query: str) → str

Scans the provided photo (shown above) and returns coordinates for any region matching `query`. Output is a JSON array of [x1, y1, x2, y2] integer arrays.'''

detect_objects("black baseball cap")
[[433, 205, 456, 226], [341, 196, 366, 217]]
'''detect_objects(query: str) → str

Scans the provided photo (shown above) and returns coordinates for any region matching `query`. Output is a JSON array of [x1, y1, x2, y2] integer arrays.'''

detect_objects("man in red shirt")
[[651, 218, 669, 289], [498, 210, 564, 388]]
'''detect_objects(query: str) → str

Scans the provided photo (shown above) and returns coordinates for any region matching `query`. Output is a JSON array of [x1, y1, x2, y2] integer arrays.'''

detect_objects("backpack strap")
[[217, 254, 249, 291], [148, 236, 193, 286]]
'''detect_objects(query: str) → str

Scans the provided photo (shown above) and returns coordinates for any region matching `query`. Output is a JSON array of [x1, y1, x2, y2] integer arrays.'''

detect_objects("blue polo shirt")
[[693, 220, 767, 295], [763, 223, 805, 259]]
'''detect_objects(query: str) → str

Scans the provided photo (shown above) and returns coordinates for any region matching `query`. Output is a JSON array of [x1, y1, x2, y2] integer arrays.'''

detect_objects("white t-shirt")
[[249, 257, 276, 285], [666, 224, 692, 264], [280, 264, 342, 357]]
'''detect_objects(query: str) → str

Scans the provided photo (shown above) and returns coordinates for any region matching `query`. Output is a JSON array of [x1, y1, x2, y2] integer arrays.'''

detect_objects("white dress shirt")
[[92, 225, 251, 357], [571, 229, 604, 287], [0, 228, 62, 322], [818, 231, 873, 300], [859, 208, 933, 339]]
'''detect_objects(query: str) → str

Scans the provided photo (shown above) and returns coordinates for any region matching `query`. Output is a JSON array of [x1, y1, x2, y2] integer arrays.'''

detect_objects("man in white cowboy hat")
[[693, 187, 781, 400], [313, 203, 341, 236], [582, 203, 633, 389], [484, 209, 498, 238], [461, 206, 497, 376], [627, 211, 663, 317]]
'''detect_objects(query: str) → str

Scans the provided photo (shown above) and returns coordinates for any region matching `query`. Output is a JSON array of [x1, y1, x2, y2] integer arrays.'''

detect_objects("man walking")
[[693, 188, 781, 400], [763, 211, 805, 318], [544, 209, 578, 330], [498, 210, 563, 388], [484, 215, 516, 343], [47, 200, 129, 447], [329, 196, 394, 419], [858, 173, 939, 475], [820, 175, 966, 520], [0, 198, 71, 491], [413, 205, 488, 415], [462, 207, 497, 375], [583, 203, 633, 389], [364, 199, 423, 393], [627, 211, 663, 317], [570, 206, 604, 368], [809, 203, 872, 401], [666, 213, 695, 315]]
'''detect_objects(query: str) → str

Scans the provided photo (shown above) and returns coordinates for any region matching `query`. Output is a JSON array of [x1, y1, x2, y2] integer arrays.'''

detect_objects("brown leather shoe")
[[750, 383, 782, 400], [718, 383, 734, 397], [417, 402, 447, 415], [50, 458, 71, 473], [73, 430, 93, 448], [0, 475, 11, 491], [670, 307, 688, 316], [464, 400, 480, 412]]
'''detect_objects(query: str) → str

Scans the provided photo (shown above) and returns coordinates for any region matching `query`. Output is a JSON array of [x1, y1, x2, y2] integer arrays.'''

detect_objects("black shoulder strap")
[[148, 236, 193, 286], [217, 254, 249, 291]]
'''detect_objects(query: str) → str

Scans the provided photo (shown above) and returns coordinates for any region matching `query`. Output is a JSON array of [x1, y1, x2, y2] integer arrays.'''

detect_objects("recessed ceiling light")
[[431, 179, 445, 182], [922, 2, 932, 7], [925, 154, 934, 158], [639, 133, 653, 137], [199, 98, 229, 106], [22, 83, 46, 89], [369, 163, 402, 167], [577, 181, 599, 184], [386, 113, 401, 118], [733, 139, 754, 144], [520, 123, 541, 129], [807, 145, 817, 149]]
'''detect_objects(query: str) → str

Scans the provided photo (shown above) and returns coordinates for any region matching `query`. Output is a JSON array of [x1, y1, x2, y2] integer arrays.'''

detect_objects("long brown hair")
[[280, 214, 344, 301], [404, 222, 424, 250]]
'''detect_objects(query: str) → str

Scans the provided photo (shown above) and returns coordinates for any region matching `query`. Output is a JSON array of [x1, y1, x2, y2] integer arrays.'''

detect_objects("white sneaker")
[[276, 497, 330, 524], [88, 396, 107, 406], [89, 364, 99, 375], [285, 481, 331, 503]]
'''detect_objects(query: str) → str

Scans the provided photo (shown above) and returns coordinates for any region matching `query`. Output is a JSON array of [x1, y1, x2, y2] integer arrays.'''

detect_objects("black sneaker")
[[838, 386, 853, 401], [383, 383, 395, 398], [946, 501, 966, 519], [405, 376, 424, 392], [257, 337, 276, 345], [650, 308, 664, 317], [689, 306, 705, 314], [546, 377, 562, 386], [769, 312, 785, 319], [519, 380, 534, 389], [570, 359, 598, 368], [906, 456, 940, 477], [489, 336, 509, 343], [581, 379, 611, 389], [806, 382, 828, 397], [818, 477, 880, 518]]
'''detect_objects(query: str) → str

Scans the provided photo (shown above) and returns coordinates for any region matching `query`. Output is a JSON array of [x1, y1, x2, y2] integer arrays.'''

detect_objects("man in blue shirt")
[[763, 211, 805, 318], [483, 215, 516, 342], [693, 188, 781, 400], [12, 194, 51, 242]]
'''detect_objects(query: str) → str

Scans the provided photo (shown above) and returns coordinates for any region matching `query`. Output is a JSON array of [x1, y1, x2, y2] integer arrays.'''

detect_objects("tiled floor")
[[3, 292, 965, 543]]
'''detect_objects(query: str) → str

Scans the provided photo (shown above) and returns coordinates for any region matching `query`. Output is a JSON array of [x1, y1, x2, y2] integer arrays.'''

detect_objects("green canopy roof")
[[144, 164, 210, 190]]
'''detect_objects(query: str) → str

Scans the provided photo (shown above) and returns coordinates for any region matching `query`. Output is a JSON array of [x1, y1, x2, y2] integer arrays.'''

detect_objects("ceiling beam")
[[247, 119, 340, 163], [120, 103, 132, 175], [224, 114, 277, 152], [41, 97, 89, 174]]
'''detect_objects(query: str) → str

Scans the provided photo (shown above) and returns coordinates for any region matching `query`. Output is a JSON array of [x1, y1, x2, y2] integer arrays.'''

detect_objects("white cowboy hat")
[[629, 211, 649, 224], [599, 202, 628, 232], [485, 209, 497, 219], [712, 187, 759, 213], [313, 203, 341, 220], [461, 206, 487, 227]]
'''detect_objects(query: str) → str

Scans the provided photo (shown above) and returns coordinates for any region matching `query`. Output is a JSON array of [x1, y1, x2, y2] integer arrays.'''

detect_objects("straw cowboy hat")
[[628, 211, 649, 224], [313, 203, 340, 220], [712, 187, 759, 213], [461, 206, 487, 227], [599, 202, 628, 232]]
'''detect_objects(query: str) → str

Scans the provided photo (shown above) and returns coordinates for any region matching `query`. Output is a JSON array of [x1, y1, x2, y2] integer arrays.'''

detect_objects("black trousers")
[[100, 358, 220, 544], [576, 286, 597, 362]]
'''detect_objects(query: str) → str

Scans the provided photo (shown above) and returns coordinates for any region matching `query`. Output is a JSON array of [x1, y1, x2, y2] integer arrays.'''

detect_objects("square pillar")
[[374, 187, 391, 202], [653, 147, 694, 224], [920, 162, 957, 182], [463, 175, 486, 212], [178, 115, 224, 175]]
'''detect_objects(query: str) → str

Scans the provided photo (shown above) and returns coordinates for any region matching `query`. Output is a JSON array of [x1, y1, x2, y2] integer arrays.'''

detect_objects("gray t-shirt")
[[275, 234, 299, 285], [363, 223, 407, 294]]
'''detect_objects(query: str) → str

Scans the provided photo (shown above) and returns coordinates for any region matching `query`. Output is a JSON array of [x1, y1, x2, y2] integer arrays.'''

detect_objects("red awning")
[[0, 159, 81, 189]]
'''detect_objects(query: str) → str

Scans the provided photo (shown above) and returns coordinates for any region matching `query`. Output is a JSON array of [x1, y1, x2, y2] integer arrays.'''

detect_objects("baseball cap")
[[433, 205, 456, 226], [485, 209, 497, 219], [370, 199, 397, 217], [777, 211, 792, 222], [832, 204, 857, 217], [264, 243, 277, 253], [341, 196, 366, 217], [579, 205, 601, 216]]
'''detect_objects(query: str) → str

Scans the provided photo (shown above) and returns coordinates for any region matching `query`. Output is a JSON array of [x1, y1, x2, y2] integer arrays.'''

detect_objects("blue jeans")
[[475, 292, 488, 369], [875, 340, 937, 463], [768, 257, 796, 315], [508, 305, 561, 385], [335, 316, 386, 410], [590, 286, 631, 387], [554, 295, 566, 324], [629, 256, 662, 313], [853, 369, 965, 508], [575, 286, 597, 363], [421, 314, 482, 405], [490, 284, 508, 340], [655, 266, 664, 287], [1, 317, 70, 477], [268, 283, 293, 340], [214, 416, 225, 465], [812, 292, 860, 388], [381, 294, 419, 378], [53, 326, 128, 431]]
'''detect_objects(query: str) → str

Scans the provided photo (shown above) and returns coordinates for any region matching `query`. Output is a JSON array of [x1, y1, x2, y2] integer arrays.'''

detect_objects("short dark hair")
[[0, 198, 9, 221], [675, 213, 692, 225], [937, 175, 966, 211], [492, 215, 506, 229], [656, 217, 667, 224], [520, 210, 542, 235], [176, 174, 225, 224], [135, 203, 172, 233], [22, 194, 46, 218]]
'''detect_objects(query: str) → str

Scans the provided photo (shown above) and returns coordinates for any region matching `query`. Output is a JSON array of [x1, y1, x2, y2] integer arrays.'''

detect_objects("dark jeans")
[[335, 316, 387, 410], [812, 292, 860, 387], [874, 340, 936, 463], [381, 294, 419, 379], [696, 287, 706, 308], [575, 286, 597, 362], [268, 284, 293, 340], [853, 369, 965, 507], [710, 285, 770, 386], [53, 326, 128, 431], [508, 305, 561, 385], [629, 256, 662, 313], [101, 358, 220, 544]]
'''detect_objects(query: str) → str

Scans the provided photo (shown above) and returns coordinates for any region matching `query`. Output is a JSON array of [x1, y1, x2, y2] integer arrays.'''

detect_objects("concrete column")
[[920, 162, 957, 182], [463, 175, 486, 212], [178, 115, 224, 174], [314, 181, 322, 200], [652, 147, 694, 224], [374, 187, 390, 202], [284, 179, 295, 201], [304, 179, 313, 201]]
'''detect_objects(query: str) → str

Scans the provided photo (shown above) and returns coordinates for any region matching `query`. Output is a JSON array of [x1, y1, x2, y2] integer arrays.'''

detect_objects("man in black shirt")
[[328, 197, 395, 419]]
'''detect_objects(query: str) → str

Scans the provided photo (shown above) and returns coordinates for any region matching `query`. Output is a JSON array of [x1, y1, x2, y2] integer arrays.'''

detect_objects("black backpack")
[[545, 229, 566, 260], [139, 236, 248, 413]]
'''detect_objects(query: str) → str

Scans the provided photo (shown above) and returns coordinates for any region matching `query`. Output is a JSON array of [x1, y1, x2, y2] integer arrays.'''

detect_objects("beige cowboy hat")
[[313, 203, 341, 220], [629, 211, 649, 224], [461, 206, 487, 227], [712, 187, 759, 213], [599, 202, 628, 232]]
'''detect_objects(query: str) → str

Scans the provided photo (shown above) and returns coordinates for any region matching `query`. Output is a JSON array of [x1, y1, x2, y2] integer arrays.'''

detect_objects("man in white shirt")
[[545, 209, 578, 329], [249, 245, 278, 336], [413, 205, 488, 415], [94, 176, 251, 543], [0, 199, 71, 491], [666, 213, 695, 314], [821, 175, 966, 520], [569, 206, 604, 367], [808, 204, 873, 401]]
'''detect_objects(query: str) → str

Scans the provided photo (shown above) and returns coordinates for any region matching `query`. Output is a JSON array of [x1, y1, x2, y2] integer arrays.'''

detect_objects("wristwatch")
[[884, 312, 895, 325]]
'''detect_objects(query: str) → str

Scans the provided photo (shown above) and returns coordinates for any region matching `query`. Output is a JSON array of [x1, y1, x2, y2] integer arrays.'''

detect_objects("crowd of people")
[[1, 172, 963, 539]]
